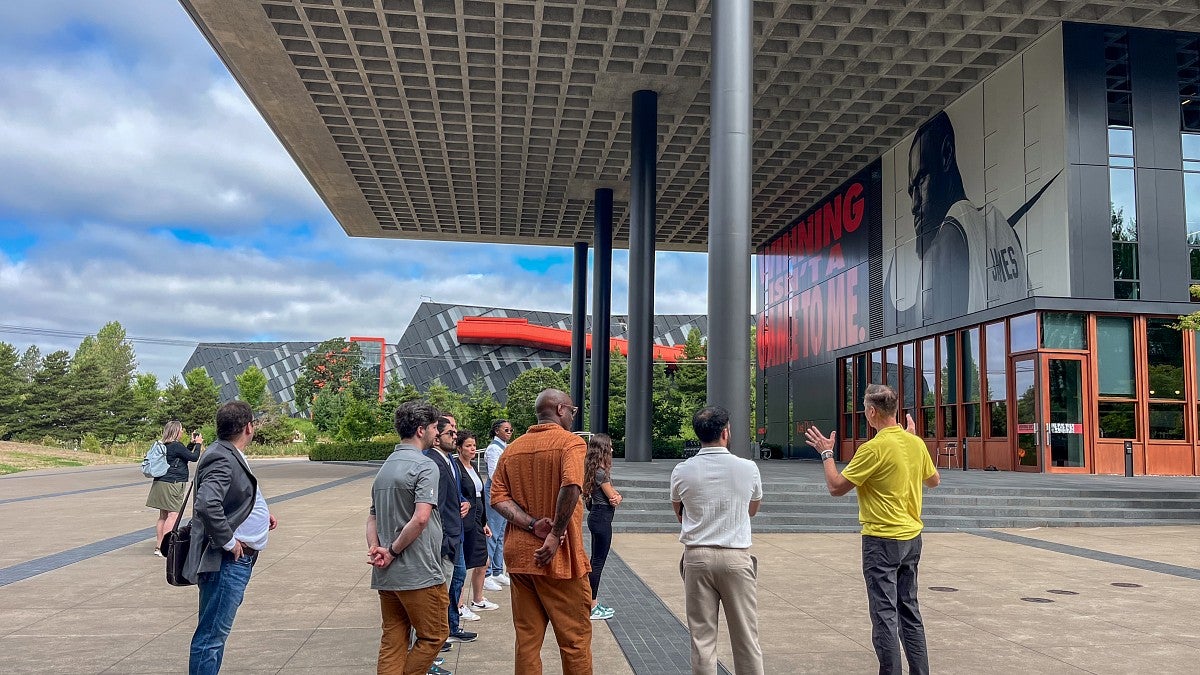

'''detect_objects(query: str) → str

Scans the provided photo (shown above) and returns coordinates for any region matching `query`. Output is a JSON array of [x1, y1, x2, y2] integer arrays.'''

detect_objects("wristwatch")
[[388, 543, 401, 557], [525, 518, 535, 532], [820, 450, 835, 461]]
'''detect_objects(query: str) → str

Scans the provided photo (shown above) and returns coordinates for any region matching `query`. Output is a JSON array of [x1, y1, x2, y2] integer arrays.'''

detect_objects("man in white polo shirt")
[[670, 405, 764, 675]]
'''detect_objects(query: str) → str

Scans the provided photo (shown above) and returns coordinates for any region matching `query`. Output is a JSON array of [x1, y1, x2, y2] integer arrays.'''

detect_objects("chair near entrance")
[[937, 441, 959, 469]]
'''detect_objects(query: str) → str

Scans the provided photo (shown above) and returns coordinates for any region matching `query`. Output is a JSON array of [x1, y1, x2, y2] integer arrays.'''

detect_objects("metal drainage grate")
[[1046, 590, 1079, 595], [1021, 597, 1054, 603], [1111, 582, 1143, 588], [928, 586, 959, 592]]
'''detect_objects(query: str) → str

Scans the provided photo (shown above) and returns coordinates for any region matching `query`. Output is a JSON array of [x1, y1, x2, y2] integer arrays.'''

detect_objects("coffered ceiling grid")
[[230, 0, 1200, 251]]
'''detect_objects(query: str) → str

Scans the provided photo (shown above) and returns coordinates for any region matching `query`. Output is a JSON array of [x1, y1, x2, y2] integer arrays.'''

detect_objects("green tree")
[[236, 365, 270, 409], [73, 321, 137, 392], [426, 381, 466, 422], [133, 373, 160, 435], [336, 393, 377, 441], [377, 376, 421, 435], [505, 367, 566, 435], [607, 349, 627, 441], [311, 388, 350, 435], [97, 381, 140, 443], [181, 368, 220, 432], [158, 376, 188, 427], [18, 350, 72, 439], [651, 361, 684, 443], [674, 327, 707, 422], [0, 342, 22, 437], [66, 358, 109, 441], [293, 338, 363, 412], [463, 375, 505, 438], [17, 344, 40, 383]]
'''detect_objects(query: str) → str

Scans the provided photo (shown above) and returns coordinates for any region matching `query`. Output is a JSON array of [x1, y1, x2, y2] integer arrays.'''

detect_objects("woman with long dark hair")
[[583, 433, 621, 620], [455, 430, 498, 620]]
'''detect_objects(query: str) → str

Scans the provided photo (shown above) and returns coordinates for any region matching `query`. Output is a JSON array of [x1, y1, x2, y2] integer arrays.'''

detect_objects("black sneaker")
[[446, 628, 477, 643], [440, 643, 453, 652]]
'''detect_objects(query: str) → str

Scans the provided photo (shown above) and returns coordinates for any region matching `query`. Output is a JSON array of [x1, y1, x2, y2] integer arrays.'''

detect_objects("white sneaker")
[[483, 577, 503, 591], [471, 599, 500, 611], [495, 573, 511, 586], [458, 605, 480, 621]]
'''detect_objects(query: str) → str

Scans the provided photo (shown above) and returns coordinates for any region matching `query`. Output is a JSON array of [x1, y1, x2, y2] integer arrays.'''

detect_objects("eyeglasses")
[[560, 405, 579, 416], [441, 430, 457, 437]]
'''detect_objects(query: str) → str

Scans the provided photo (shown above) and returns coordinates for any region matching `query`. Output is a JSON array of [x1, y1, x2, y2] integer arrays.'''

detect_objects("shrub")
[[610, 437, 684, 459], [308, 440, 399, 462], [81, 433, 102, 452]]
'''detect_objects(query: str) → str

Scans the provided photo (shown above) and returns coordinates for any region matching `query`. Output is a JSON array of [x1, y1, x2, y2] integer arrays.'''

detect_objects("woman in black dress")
[[145, 420, 202, 556], [456, 431, 498, 618]]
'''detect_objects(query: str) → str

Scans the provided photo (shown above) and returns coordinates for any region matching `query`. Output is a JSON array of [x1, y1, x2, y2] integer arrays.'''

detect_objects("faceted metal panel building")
[[184, 302, 707, 411]]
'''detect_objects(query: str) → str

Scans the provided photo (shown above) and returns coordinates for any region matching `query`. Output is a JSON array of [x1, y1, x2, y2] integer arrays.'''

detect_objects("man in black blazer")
[[186, 401, 277, 675], [426, 414, 476, 645]]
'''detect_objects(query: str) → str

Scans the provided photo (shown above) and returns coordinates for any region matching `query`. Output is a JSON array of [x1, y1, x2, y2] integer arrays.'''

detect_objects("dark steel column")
[[626, 89, 657, 463], [590, 188, 613, 435], [708, 0, 753, 458], [570, 241, 588, 431]]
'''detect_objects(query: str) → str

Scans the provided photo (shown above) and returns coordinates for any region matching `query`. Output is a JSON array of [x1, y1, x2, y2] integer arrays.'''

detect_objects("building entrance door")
[[1012, 355, 1040, 471], [1043, 354, 1090, 472]]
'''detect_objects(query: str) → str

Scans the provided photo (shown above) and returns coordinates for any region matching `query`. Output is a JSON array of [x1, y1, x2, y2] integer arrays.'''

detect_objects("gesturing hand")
[[804, 425, 835, 453], [905, 414, 917, 435]]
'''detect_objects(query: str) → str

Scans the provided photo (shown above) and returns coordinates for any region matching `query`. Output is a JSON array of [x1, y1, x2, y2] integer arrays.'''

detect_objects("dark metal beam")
[[590, 188, 613, 435], [626, 90, 657, 462], [570, 241, 589, 431]]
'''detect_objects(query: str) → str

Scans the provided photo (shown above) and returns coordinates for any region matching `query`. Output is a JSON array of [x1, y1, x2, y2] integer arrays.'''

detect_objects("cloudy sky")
[[0, 2, 710, 384]]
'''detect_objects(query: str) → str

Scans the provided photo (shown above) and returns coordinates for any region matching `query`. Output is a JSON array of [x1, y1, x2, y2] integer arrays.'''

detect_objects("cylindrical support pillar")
[[570, 241, 589, 432], [590, 188, 613, 435], [707, 0, 753, 459], [626, 89, 657, 463]]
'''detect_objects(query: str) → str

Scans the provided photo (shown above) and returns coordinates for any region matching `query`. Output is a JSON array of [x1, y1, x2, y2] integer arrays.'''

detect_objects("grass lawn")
[[0, 439, 311, 475]]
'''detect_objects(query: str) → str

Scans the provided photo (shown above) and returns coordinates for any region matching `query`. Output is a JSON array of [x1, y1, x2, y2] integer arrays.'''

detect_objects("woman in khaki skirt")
[[146, 420, 203, 555]]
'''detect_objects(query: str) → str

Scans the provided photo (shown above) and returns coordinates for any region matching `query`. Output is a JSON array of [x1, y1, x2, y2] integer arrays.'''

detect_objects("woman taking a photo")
[[146, 420, 203, 556], [456, 430, 498, 620], [584, 433, 621, 620]]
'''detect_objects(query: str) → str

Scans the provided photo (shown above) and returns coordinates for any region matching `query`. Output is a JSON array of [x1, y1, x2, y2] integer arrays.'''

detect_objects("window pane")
[[843, 359, 854, 414], [920, 338, 935, 407], [989, 401, 1008, 437], [1114, 280, 1140, 299], [939, 334, 957, 404], [1098, 402, 1137, 439], [1191, 247, 1200, 282], [1109, 168, 1138, 241], [1149, 403, 1185, 440], [1186, 171, 1200, 244], [1184, 133, 1200, 161], [941, 406, 957, 437], [858, 414, 869, 438], [1108, 127, 1133, 156], [1112, 242, 1139, 280], [885, 346, 899, 392], [1042, 313, 1087, 350], [1147, 319, 1185, 400], [985, 321, 1007, 403], [871, 350, 883, 386], [902, 343, 916, 411], [961, 328, 981, 403], [1010, 313, 1037, 353], [1097, 316, 1135, 397], [922, 408, 935, 439], [963, 403, 980, 437], [855, 354, 867, 412], [843, 413, 853, 439]]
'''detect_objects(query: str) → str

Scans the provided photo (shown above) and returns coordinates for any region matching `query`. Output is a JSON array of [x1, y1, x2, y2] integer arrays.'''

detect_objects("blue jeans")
[[448, 545, 466, 633], [483, 480, 506, 577], [190, 552, 256, 675]]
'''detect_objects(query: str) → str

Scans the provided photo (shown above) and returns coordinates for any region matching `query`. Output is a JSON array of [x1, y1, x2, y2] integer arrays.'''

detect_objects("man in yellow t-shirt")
[[805, 384, 940, 675]]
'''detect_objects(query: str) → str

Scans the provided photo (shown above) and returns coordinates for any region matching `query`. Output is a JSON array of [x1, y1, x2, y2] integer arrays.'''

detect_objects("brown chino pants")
[[509, 572, 593, 675], [377, 584, 450, 675]]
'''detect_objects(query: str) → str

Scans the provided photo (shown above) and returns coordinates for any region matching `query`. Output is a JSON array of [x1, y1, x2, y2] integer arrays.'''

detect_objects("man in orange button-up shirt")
[[490, 388, 592, 675]]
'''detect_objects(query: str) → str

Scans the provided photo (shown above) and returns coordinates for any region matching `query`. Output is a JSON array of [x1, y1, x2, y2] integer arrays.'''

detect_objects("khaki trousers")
[[509, 572, 593, 675], [377, 585, 449, 675], [681, 547, 763, 675]]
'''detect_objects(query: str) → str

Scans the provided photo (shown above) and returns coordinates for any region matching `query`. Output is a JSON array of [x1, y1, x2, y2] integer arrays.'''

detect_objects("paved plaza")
[[2, 460, 1199, 674]]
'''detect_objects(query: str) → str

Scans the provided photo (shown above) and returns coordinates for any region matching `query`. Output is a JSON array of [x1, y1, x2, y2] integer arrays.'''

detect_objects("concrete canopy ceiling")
[[181, 1, 1200, 252]]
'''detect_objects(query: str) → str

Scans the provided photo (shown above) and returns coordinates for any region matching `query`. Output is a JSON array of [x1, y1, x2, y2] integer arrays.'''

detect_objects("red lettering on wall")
[[844, 182, 864, 232]]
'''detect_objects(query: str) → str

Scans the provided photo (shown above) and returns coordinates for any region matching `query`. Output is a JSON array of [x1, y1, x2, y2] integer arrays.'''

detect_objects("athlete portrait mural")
[[758, 26, 1071, 368]]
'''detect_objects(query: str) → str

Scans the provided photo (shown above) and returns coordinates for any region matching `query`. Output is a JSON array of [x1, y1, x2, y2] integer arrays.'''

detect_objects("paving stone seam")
[[965, 529, 1200, 581], [0, 468, 377, 587]]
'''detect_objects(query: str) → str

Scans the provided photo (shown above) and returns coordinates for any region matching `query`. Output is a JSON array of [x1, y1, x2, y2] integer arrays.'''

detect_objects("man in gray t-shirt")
[[366, 401, 448, 674]]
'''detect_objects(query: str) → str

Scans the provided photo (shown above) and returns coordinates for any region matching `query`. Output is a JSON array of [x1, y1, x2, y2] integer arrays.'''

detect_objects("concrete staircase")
[[610, 475, 1200, 533]]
